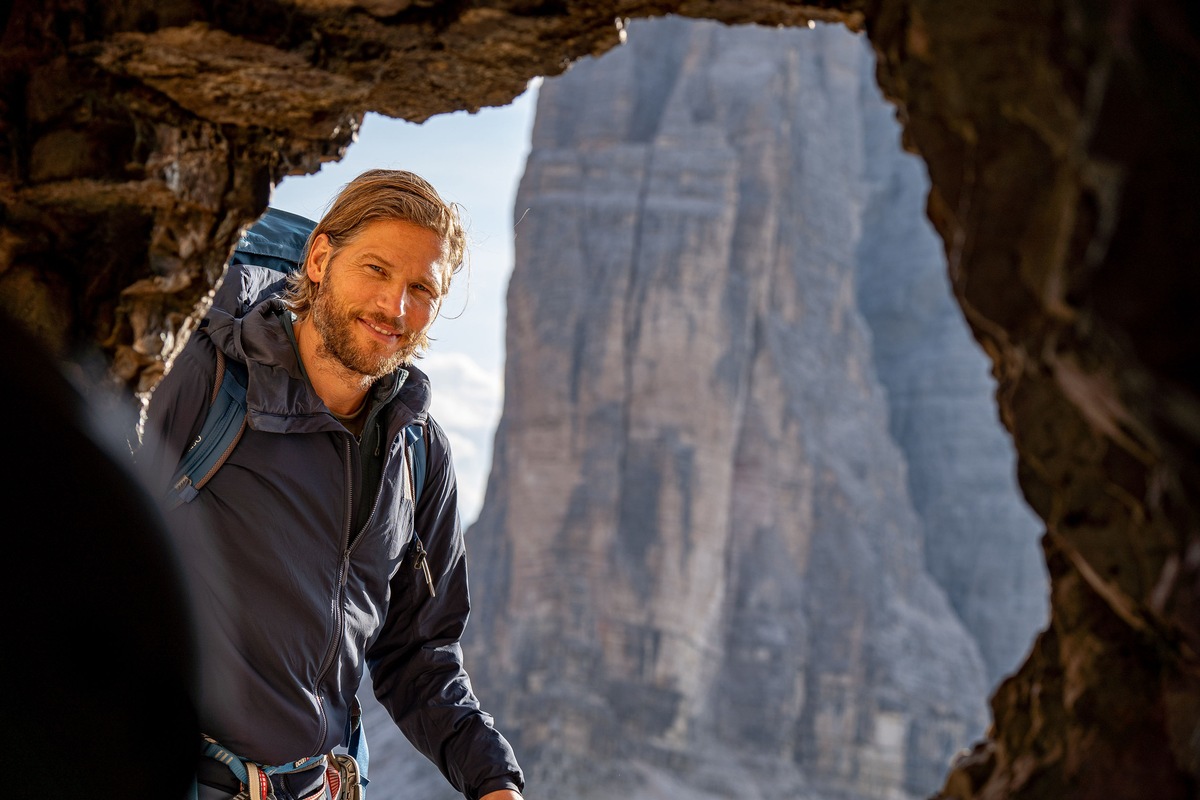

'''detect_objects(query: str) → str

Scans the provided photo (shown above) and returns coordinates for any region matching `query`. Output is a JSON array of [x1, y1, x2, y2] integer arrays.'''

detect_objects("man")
[[138, 169, 525, 800]]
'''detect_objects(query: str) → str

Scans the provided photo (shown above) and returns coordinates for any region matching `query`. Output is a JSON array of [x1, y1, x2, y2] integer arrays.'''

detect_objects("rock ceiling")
[[2, 1, 1198, 797]]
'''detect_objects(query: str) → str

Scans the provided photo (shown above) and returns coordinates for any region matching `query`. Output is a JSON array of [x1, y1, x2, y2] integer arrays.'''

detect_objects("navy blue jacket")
[[139, 297, 523, 799]]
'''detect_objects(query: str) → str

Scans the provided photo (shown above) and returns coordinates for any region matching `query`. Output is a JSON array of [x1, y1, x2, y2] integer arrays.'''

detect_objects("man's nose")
[[379, 284, 410, 319]]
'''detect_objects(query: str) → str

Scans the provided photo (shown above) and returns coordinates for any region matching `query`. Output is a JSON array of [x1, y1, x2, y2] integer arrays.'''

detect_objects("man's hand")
[[479, 792, 522, 800]]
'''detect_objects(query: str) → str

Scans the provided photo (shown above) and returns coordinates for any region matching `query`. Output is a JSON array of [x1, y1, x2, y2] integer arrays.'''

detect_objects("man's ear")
[[306, 234, 332, 282]]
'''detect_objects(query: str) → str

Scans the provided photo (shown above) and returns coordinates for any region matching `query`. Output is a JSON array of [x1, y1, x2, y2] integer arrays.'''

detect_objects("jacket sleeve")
[[366, 417, 524, 800], [132, 332, 218, 501]]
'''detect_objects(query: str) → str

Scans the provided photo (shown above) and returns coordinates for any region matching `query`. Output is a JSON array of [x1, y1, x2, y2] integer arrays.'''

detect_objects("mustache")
[[366, 315, 418, 343]]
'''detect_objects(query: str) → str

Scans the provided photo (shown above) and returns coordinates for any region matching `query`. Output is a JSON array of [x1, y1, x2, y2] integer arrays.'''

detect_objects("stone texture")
[[2, 1, 1199, 799], [448, 19, 992, 800], [867, 3, 1200, 797]]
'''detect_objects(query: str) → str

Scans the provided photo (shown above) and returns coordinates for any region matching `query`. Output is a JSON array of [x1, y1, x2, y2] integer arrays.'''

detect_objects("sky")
[[269, 80, 541, 524]]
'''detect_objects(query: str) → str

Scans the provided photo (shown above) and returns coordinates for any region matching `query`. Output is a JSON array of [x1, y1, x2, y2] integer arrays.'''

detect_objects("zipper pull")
[[413, 538, 436, 598]]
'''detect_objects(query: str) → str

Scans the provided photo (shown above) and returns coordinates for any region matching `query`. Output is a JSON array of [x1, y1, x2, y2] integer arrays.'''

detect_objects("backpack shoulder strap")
[[404, 422, 437, 597], [345, 695, 371, 789], [404, 422, 428, 504], [167, 350, 249, 509], [168, 207, 313, 508]]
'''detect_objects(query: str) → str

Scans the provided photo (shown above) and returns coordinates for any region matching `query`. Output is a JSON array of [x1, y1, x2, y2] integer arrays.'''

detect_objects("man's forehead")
[[353, 245, 445, 271], [344, 220, 446, 253]]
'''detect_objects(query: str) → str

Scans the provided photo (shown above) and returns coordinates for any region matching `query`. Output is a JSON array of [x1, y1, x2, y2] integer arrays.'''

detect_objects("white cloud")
[[419, 350, 505, 525]]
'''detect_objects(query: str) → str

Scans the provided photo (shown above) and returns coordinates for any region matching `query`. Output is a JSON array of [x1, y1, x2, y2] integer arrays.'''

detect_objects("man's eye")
[[367, 264, 385, 275], [413, 282, 432, 296]]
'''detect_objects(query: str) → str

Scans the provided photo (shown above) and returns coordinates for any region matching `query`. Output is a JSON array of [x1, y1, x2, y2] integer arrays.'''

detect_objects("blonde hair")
[[284, 169, 466, 319]]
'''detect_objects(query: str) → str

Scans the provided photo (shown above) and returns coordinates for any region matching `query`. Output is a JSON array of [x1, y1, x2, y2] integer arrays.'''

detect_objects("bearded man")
[[139, 169, 525, 800]]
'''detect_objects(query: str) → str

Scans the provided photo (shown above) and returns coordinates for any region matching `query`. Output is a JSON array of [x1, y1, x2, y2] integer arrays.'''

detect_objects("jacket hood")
[[203, 298, 432, 434]]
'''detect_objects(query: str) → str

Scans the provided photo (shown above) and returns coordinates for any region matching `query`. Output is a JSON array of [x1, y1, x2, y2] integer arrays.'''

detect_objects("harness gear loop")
[[245, 762, 267, 800], [330, 753, 363, 800], [194, 735, 327, 799]]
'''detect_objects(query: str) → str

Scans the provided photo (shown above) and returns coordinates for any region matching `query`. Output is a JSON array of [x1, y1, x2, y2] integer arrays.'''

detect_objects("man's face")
[[306, 218, 447, 381]]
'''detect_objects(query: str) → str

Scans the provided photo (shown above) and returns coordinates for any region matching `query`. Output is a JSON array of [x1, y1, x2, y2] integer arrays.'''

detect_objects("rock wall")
[[457, 19, 996, 800], [870, 4, 1200, 797]]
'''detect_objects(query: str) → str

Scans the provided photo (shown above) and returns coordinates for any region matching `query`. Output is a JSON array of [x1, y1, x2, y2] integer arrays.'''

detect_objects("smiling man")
[[140, 170, 525, 800]]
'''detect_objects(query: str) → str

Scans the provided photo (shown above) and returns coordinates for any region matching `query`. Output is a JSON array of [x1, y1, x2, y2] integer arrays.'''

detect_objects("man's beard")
[[309, 271, 423, 383]]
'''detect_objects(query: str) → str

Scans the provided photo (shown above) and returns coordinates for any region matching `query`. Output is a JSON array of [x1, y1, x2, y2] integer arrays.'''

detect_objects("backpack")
[[166, 207, 428, 510]]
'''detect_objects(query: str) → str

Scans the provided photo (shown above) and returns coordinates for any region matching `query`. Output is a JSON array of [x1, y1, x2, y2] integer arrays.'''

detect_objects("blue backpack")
[[167, 207, 428, 509]]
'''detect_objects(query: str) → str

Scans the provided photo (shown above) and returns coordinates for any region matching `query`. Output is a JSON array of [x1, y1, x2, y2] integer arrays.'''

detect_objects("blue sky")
[[269, 80, 540, 523]]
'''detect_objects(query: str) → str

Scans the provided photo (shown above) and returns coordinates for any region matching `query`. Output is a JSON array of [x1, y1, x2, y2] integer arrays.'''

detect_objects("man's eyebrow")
[[358, 250, 397, 268]]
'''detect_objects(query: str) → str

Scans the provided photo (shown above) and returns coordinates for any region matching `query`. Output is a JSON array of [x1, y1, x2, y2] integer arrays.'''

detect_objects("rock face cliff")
[[433, 19, 1037, 800]]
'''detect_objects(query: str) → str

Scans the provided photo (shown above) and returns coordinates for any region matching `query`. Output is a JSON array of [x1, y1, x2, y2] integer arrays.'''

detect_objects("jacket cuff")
[[472, 776, 523, 799]]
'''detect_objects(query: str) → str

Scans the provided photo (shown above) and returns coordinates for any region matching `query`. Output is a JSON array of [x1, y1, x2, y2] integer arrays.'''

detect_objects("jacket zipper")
[[312, 418, 415, 752], [311, 434, 357, 753], [412, 536, 436, 598]]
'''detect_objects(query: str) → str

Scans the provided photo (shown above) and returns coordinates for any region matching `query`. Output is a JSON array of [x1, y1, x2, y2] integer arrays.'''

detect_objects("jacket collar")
[[204, 299, 432, 435]]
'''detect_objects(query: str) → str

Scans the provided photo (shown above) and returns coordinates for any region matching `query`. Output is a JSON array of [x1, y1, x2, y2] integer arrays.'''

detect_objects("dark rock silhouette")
[[0, 308, 198, 799]]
